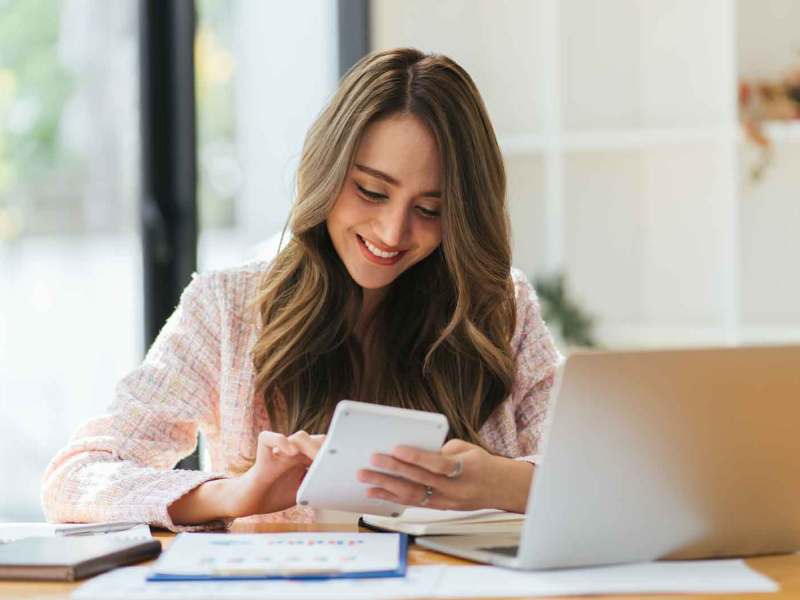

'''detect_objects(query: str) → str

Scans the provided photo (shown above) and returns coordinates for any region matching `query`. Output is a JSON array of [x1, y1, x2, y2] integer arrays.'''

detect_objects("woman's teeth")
[[362, 236, 399, 258]]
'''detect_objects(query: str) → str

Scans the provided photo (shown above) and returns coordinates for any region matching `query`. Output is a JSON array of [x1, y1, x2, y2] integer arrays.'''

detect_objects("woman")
[[41, 48, 561, 530]]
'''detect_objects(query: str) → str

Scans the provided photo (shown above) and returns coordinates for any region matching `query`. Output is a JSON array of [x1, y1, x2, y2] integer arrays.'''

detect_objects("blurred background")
[[1, 0, 798, 520]]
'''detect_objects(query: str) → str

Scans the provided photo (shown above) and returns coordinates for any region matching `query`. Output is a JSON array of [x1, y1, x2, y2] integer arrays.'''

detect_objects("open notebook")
[[360, 508, 524, 536]]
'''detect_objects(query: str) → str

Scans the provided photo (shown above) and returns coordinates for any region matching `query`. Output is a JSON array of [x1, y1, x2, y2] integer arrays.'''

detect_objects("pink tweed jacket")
[[41, 261, 562, 531]]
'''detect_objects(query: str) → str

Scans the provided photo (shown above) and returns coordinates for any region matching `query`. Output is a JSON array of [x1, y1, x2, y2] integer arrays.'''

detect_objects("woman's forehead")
[[354, 114, 441, 190]]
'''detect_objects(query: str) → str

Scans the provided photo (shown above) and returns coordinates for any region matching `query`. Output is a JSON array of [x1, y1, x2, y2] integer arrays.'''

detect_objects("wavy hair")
[[251, 48, 516, 449]]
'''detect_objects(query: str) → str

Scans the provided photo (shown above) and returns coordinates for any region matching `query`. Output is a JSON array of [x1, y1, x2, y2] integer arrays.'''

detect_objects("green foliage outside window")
[[534, 273, 598, 349], [195, 0, 238, 230], [0, 0, 73, 240]]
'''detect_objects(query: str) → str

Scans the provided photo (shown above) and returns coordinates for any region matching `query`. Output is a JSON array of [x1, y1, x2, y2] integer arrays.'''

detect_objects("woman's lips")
[[356, 234, 405, 266]]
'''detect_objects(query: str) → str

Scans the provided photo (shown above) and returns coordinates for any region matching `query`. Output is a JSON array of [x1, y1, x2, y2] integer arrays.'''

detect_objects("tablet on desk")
[[296, 400, 448, 517]]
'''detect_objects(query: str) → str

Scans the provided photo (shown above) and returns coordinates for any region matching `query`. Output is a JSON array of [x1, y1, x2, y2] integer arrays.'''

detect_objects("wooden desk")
[[2, 522, 799, 600]]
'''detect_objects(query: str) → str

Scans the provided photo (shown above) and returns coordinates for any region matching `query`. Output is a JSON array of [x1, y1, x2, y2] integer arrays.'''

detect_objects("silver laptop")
[[417, 345, 800, 569]]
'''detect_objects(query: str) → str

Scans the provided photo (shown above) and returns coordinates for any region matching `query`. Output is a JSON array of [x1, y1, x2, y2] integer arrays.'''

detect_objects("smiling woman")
[[41, 48, 561, 529], [327, 114, 443, 295]]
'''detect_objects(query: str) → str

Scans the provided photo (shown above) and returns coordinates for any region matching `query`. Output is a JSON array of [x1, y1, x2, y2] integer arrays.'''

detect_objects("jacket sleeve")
[[481, 270, 564, 463], [41, 272, 230, 531]]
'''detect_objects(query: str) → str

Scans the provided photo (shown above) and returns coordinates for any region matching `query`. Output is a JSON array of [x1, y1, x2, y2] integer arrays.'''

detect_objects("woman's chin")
[[347, 265, 400, 291], [353, 275, 397, 291]]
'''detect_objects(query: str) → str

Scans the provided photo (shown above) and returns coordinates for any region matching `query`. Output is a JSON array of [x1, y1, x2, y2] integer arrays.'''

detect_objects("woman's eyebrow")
[[354, 163, 441, 198]]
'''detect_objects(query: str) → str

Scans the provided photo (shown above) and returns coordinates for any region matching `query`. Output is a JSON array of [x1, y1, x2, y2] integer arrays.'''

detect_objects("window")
[[0, 0, 141, 520], [195, 1, 339, 272]]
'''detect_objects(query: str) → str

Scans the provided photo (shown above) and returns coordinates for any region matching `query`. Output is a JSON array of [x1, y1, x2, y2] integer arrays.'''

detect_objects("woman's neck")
[[356, 286, 387, 341]]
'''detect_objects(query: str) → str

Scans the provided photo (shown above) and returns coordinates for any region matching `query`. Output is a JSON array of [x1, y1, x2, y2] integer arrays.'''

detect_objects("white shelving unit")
[[372, 0, 800, 349]]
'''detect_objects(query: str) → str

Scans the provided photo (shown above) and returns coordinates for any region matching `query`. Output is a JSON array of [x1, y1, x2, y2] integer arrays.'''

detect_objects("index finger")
[[392, 445, 456, 477], [288, 430, 324, 460], [258, 431, 297, 456]]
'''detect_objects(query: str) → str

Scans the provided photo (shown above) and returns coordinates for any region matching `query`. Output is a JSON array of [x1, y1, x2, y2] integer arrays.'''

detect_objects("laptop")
[[417, 345, 800, 569]]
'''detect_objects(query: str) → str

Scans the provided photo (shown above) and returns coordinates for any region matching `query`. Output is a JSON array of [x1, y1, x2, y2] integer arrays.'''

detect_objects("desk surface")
[[1, 521, 798, 600]]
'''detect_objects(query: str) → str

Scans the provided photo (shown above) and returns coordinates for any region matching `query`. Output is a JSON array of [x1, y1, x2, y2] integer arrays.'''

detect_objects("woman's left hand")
[[357, 439, 533, 513]]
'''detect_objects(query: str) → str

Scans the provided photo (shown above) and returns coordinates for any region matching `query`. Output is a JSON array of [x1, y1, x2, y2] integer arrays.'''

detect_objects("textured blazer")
[[41, 261, 562, 531]]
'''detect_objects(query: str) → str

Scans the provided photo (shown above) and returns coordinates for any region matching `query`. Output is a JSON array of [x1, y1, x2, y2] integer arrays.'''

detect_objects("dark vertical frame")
[[139, 0, 197, 347], [139, 0, 199, 470], [337, 0, 370, 77]]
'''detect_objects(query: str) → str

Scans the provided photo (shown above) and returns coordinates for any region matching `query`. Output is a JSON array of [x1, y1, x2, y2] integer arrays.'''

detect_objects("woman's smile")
[[356, 234, 406, 266]]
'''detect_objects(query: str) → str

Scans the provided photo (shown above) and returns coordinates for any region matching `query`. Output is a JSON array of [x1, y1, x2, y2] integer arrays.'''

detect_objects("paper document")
[[74, 565, 442, 599], [149, 532, 406, 580], [73, 559, 778, 599], [0, 522, 151, 544], [432, 560, 778, 596]]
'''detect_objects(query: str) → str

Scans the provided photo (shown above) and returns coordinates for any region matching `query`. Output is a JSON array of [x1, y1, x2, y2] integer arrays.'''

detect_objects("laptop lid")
[[518, 345, 800, 570]]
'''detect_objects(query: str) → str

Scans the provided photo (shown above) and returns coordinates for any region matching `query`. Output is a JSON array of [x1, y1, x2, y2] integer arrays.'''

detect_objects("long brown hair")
[[251, 48, 516, 449]]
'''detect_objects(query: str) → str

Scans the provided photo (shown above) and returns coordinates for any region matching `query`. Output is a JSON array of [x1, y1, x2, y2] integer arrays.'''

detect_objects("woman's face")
[[327, 113, 443, 291]]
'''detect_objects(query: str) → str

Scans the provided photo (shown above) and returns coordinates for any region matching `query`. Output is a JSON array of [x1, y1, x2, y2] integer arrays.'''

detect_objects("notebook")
[[0, 535, 162, 581], [147, 532, 407, 581], [360, 508, 525, 536]]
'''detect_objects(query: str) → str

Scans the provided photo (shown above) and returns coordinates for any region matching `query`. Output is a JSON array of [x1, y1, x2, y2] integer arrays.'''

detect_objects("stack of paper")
[[73, 559, 778, 599]]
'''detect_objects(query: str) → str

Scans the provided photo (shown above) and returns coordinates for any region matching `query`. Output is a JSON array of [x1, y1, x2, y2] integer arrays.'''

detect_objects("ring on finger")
[[447, 458, 464, 479], [420, 485, 434, 506]]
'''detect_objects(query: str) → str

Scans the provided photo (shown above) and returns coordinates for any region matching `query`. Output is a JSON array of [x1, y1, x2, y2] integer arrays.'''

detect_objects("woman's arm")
[[167, 479, 234, 525], [41, 272, 230, 531], [167, 431, 324, 525]]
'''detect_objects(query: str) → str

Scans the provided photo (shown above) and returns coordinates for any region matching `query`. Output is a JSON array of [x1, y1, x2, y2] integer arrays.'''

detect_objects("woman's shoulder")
[[508, 266, 558, 360], [509, 266, 539, 311], [190, 259, 273, 324], [199, 258, 272, 284]]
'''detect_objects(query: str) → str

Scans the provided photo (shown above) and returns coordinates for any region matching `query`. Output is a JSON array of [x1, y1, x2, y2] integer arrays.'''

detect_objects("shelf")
[[498, 128, 731, 155], [595, 323, 800, 349], [561, 127, 731, 152], [374, 0, 800, 348]]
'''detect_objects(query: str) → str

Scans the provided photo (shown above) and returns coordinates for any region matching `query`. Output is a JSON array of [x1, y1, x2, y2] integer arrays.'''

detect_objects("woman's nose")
[[373, 204, 411, 248]]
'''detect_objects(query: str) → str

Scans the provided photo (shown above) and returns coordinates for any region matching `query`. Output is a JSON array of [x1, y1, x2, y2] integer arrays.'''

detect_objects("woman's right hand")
[[224, 431, 325, 518], [168, 431, 325, 525]]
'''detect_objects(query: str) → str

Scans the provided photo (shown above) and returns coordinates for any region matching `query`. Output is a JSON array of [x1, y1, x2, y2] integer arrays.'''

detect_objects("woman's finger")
[[369, 453, 442, 488], [364, 485, 457, 511], [358, 469, 424, 505], [258, 431, 297, 456], [287, 430, 324, 460], [392, 445, 463, 477]]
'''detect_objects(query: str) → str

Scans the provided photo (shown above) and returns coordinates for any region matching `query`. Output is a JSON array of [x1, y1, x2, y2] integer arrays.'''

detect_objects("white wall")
[[371, 0, 800, 348]]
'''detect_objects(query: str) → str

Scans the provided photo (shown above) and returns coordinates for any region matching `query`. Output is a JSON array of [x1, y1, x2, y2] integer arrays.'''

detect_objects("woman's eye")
[[416, 206, 440, 219], [356, 184, 387, 201]]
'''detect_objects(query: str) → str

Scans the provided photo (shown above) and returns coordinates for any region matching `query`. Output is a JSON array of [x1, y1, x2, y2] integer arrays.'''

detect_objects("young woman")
[[42, 48, 561, 530]]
